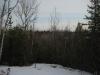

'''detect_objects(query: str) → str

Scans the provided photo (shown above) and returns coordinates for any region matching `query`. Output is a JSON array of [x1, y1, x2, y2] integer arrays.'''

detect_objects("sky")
[[35, 0, 89, 30], [0, 0, 90, 30]]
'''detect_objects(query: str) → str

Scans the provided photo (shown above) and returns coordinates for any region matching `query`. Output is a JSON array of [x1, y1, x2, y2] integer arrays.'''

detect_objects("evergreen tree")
[[75, 23, 83, 32], [86, 0, 100, 32], [86, 0, 100, 71]]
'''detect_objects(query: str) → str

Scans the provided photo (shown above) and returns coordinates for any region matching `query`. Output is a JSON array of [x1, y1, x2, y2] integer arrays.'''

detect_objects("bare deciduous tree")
[[49, 8, 60, 31], [49, 8, 60, 57], [0, 0, 19, 61], [15, 0, 38, 30]]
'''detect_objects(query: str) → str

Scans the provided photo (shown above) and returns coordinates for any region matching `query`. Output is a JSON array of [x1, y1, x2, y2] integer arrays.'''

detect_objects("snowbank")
[[0, 63, 93, 75]]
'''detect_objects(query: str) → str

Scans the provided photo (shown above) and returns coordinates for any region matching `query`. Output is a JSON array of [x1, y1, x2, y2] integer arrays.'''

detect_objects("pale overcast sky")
[[36, 0, 89, 30], [0, 0, 90, 30]]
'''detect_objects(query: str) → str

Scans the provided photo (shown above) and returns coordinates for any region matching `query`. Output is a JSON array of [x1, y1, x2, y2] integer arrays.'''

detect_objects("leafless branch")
[[15, 0, 38, 30], [49, 8, 60, 31]]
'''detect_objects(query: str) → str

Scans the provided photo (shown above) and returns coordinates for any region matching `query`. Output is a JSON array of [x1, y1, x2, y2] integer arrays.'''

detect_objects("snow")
[[0, 63, 93, 75]]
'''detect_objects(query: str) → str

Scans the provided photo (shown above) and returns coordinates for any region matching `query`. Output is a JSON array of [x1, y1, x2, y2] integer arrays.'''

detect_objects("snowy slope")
[[0, 63, 93, 75]]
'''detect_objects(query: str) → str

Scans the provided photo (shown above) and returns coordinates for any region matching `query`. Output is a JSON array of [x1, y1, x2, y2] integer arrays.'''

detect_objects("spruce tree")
[[86, 0, 100, 71], [86, 0, 100, 32]]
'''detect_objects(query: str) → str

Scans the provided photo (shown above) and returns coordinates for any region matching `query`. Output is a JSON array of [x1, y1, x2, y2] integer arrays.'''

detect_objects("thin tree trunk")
[[0, 31, 5, 61], [0, 0, 7, 34]]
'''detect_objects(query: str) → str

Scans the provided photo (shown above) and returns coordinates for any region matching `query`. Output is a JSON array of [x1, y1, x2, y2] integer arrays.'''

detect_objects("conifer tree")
[[86, 0, 100, 32], [86, 0, 100, 71]]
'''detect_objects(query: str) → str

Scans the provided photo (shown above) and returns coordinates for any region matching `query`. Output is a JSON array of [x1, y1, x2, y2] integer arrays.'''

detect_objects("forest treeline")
[[0, 26, 97, 72]]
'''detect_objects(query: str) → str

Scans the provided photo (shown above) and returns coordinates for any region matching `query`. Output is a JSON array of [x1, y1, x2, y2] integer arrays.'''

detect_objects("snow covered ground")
[[0, 63, 93, 75]]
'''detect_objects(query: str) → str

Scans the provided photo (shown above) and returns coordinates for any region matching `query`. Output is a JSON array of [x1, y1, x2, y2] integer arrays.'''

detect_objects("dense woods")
[[0, 26, 94, 72]]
